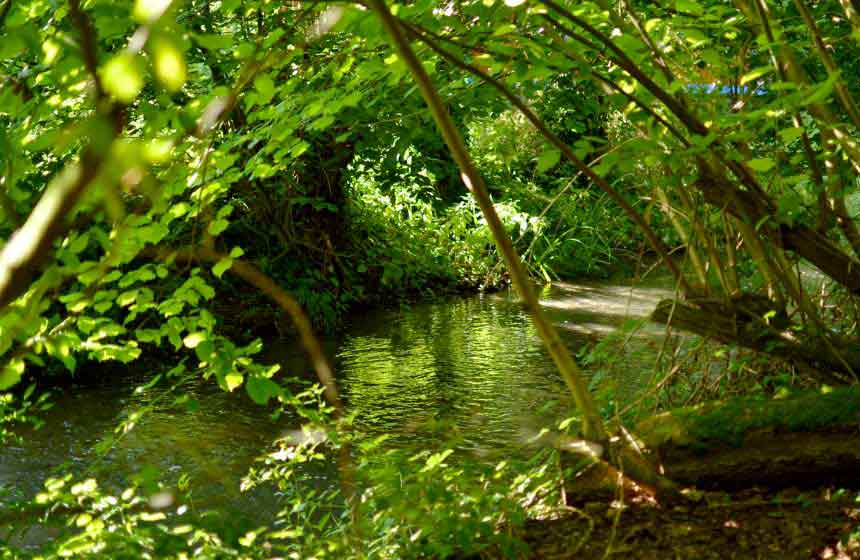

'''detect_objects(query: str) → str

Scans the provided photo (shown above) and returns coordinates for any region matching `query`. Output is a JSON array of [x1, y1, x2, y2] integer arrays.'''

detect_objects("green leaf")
[[740, 66, 772, 85], [135, 328, 163, 344], [69, 233, 90, 254], [213, 258, 233, 278], [137, 223, 169, 244], [133, 0, 171, 22], [225, 371, 243, 391], [341, 91, 362, 108], [208, 219, 229, 236], [310, 115, 335, 130], [778, 127, 804, 144], [803, 73, 838, 105], [216, 204, 234, 220], [235, 42, 255, 59], [536, 149, 561, 173], [152, 36, 187, 93], [421, 449, 454, 472], [748, 158, 775, 172], [183, 332, 207, 348], [0, 359, 25, 390], [193, 33, 233, 51], [254, 75, 276, 103], [644, 18, 661, 33], [193, 279, 216, 300], [676, 0, 703, 15], [777, 191, 804, 226], [100, 53, 144, 104], [194, 340, 215, 363], [246, 376, 281, 405], [117, 290, 138, 307], [144, 138, 174, 163]]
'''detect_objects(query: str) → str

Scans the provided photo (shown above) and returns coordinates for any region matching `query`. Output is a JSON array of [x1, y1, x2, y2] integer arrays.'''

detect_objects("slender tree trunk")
[[369, 0, 607, 441]]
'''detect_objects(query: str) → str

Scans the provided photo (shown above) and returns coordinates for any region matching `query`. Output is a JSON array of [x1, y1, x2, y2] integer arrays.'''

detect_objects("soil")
[[525, 487, 860, 559]]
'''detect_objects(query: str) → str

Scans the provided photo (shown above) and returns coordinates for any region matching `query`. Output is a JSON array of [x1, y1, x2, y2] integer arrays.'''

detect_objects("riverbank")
[[525, 486, 860, 559], [0, 277, 673, 556], [210, 251, 653, 343]]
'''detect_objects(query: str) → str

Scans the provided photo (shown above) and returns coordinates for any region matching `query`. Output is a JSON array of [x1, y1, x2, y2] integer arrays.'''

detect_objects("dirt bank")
[[525, 487, 860, 559]]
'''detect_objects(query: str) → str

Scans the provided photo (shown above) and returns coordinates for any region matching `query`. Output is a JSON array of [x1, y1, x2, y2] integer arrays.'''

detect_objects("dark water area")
[[0, 276, 675, 530]]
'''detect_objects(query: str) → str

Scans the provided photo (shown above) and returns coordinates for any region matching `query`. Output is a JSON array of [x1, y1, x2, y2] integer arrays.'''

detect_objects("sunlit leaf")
[[212, 258, 232, 278], [747, 158, 775, 172], [208, 219, 229, 236], [100, 53, 144, 104], [133, 0, 172, 23], [225, 371, 243, 391], [0, 359, 25, 390], [152, 37, 187, 93], [740, 66, 772, 85], [182, 332, 207, 348]]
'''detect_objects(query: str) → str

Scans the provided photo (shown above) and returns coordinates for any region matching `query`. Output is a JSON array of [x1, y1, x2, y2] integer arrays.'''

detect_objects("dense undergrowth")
[[4, 0, 860, 555], [218, 108, 643, 335], [0, 0, 650, 553]]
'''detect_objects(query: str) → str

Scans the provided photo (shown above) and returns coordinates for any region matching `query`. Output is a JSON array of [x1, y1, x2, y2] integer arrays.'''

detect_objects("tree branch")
[[68, 0, 105, 100], [400, 18, 692, 295], [369, 0, 609, 444]]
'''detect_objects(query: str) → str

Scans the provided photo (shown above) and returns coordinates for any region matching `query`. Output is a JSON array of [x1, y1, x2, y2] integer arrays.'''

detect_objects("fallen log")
[[650, 296, 860, 383], [561, 386, 860, 496], [635, 385, 860, 489]]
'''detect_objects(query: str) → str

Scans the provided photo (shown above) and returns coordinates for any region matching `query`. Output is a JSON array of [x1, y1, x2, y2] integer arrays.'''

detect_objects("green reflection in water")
[[335, 279, 673, 460], [339, 292, 571, 460], [2, 278, 673, 526]]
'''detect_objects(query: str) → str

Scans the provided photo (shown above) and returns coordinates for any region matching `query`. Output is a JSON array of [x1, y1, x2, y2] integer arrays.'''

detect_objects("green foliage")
[[2, 388, 559, 559], [8, 0, 860, 554], [7, 477, 247, 559], [349, 164, 551, 290], [467, 110, 641, 278], [0, 383, 51, 443], [352, 448, 549, 558], [238, 425, 560, 559]]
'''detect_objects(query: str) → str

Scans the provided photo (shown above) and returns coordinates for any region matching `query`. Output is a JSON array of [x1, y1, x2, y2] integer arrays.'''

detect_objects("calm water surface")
[[1, 277, 674, 524]]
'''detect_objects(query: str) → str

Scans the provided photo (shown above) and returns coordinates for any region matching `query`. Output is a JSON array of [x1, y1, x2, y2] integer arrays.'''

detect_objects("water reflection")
[[1, 370, 285, 520], [332, 276, 674, 458], [335, 293, 562, 458], [2, 277, 674, 522]]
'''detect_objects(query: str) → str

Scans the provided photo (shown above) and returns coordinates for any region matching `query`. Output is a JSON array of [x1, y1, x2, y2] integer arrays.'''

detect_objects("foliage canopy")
[[4, 0, 860, 554]]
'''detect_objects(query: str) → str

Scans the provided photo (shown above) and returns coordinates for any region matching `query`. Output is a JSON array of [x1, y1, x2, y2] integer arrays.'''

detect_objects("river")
[[1, 276, 675, 535]]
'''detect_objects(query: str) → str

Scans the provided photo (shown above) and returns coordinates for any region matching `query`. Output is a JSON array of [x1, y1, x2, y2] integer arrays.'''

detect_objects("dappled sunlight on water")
[[2, 276, 673, 521], [540, 279, 676, 338], [331, 276, 674, 458]]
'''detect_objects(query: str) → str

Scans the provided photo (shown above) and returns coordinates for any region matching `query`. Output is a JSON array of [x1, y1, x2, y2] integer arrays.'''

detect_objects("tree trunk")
[[650, 296, 860, 383], [696, 170, 860, 293]]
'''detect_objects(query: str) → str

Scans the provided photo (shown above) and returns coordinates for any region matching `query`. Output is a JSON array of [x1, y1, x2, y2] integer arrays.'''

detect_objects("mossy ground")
[[638, 385, 860, 451]]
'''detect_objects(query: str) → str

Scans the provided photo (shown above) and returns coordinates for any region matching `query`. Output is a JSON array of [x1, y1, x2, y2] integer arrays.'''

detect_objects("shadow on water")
[[2, 276, 676, 531], [1, 370, 290, 520], [321, 276, 675, 461]]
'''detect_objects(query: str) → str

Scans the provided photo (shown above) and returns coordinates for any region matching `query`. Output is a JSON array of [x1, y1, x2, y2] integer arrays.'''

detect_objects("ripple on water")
[[3, 277, 674, 524]]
